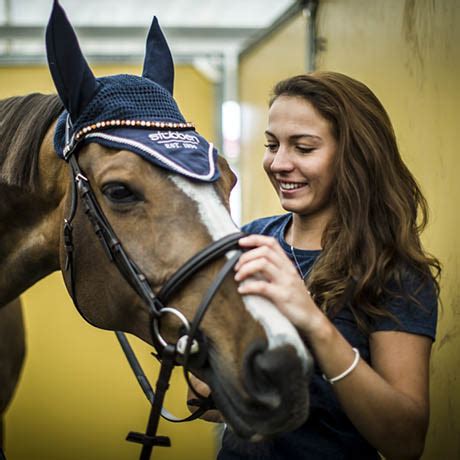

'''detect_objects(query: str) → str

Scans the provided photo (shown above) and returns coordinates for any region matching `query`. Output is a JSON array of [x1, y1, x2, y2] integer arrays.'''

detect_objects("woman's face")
[[263, 95, 337, 220]]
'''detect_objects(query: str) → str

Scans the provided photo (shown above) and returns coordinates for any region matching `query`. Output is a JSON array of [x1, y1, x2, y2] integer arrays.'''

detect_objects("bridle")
[[61, 124, 244, 459]]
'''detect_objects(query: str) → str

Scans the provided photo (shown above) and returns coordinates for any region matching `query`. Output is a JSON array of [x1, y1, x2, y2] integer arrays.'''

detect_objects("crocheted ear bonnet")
[[47, 0, 219, 182]]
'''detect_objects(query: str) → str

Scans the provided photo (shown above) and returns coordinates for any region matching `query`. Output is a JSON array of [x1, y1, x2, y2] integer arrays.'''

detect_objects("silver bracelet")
[[322, 347, 360, 385]]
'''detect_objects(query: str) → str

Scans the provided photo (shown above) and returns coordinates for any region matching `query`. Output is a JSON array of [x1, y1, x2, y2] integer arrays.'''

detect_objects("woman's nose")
[[270, 147, 294, 173]]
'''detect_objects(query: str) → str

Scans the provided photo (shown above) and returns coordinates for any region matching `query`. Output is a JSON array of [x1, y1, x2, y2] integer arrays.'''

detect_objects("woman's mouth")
[[278, 181, 308, 191]]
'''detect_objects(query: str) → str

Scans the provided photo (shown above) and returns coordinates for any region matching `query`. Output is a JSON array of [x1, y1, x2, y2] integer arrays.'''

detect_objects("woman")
[[194, 72, 440, 460]]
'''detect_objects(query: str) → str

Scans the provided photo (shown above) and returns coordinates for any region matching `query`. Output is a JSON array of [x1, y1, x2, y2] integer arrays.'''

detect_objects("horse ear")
[[46, 0, 98, 119], [142, 17, 175, 95]]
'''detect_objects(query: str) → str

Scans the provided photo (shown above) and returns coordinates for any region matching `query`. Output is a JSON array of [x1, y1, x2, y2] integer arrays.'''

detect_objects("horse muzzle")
[[207, 341, 313, 440]]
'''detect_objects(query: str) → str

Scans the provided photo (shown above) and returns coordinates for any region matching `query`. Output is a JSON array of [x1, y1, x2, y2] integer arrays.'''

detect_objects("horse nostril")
[[244, 341, 299, 410]]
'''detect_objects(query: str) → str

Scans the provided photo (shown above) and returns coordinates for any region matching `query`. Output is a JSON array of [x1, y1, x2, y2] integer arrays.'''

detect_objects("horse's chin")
[[203, 367, 310, 441]]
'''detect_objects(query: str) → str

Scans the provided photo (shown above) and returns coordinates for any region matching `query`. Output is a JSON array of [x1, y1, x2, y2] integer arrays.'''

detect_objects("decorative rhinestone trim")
[[74, 119, 195, 141]]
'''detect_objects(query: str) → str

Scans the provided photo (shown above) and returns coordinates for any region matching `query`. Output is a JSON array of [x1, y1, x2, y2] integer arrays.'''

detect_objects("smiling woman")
[[209, 72, 441, 460]]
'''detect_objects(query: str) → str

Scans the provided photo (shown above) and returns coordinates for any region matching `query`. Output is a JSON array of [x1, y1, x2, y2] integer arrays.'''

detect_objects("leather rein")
[[62, 145, 243, 459]]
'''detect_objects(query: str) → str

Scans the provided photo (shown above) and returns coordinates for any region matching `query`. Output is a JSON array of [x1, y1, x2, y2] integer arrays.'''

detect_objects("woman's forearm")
[[307, 319, 429, 459]]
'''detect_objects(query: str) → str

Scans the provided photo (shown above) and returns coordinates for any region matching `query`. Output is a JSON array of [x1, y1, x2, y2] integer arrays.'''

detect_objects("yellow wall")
[[239, 1, 459, 458], [1, 64, 218, 460], [316, 1, 459, 458], [239, 13, 308, 223]]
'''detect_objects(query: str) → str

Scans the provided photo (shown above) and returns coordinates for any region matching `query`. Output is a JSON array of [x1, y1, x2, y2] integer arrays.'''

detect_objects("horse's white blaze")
[[170, 175, 309, 369], [169, 175, 237, 240]]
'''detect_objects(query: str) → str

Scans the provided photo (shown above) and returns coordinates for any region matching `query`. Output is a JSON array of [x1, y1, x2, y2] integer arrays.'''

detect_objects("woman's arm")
[[310, 324, 431, 460], [235, 234, 432, 460]]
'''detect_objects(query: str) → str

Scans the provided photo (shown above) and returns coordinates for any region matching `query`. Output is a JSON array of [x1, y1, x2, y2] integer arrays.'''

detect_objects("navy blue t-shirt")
[[217, 214, 438, 460]]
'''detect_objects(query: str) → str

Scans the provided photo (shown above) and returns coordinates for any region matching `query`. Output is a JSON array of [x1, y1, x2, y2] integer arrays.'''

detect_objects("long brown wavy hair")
[[270, 72, 441, 332]]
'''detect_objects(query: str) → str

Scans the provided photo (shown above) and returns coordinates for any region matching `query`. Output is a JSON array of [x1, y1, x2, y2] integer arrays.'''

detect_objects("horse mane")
[[0, 93, 63, 191]]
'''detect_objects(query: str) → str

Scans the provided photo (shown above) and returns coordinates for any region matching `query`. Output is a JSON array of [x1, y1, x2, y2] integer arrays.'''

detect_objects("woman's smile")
[[278, 180, 309, 192]]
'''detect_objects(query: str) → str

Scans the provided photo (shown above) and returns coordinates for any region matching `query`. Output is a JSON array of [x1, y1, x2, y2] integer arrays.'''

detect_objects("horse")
[[0, 1, 313, 456], [0, 299, 25, 447]]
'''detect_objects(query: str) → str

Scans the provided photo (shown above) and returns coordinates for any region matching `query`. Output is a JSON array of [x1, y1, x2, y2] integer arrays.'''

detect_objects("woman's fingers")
[[188, 374, 211, 397], [235, 234, 300, 286], [236, 235, 292, 271], [237, 278, 281, 301], [238, 234, 285, 253], [236, 233, 304, 295], [235, 235, 322, 336], [237, 275, 313, 332], [234, 256, 278, 283]]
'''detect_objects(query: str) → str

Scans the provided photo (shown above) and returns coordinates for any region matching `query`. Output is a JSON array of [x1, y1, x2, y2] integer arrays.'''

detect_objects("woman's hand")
[[235, 234, 326, 339], [187, 374, 224, 423]]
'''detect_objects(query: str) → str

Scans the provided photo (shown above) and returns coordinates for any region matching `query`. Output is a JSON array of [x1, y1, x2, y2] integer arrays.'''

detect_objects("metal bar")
[[0, 53, 209, 66], [0, 25, 259, 41]]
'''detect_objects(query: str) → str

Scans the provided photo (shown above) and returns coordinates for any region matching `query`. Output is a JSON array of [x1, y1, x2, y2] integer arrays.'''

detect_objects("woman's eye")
[[296, 146, 315, 154], [264, 143, 278, 152], [102, 183, 138, 203]]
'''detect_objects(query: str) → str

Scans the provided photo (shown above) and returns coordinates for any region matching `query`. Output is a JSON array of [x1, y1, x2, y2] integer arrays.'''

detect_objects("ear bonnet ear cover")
[[47, 0, 220, 182]]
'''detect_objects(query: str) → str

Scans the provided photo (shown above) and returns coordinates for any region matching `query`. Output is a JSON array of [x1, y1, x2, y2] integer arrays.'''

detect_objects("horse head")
[[44, 0, 313, 440]]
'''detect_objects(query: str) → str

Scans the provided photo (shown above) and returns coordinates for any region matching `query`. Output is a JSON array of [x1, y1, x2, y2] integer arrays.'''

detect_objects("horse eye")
[[102, 183, 138, 203]]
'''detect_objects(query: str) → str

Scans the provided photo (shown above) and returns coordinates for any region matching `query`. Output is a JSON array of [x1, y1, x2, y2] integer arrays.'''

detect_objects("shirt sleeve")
[[241, 218, 269, 235], [371, 272, 438, 341]]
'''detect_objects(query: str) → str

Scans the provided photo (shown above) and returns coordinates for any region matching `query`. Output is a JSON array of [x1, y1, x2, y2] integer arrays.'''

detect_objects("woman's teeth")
[[280, 182, 305, 190]]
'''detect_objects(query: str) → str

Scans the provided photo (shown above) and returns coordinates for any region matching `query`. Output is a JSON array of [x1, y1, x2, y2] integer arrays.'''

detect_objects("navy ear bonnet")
[[48, 1, 219, 182]]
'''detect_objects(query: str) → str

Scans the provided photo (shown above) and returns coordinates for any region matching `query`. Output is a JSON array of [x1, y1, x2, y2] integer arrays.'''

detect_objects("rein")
[[62, 150, 243, 459]]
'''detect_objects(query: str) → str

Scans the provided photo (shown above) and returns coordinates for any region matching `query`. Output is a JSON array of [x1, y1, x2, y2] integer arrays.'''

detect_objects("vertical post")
[[4, 0, 12, 56], [302, 0, 318, 72], [221, 48, 242, 225]]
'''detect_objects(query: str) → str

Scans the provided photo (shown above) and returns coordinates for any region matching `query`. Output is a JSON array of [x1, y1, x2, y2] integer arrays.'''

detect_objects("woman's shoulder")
[[371, 267, 439, 340], [241, 213, 291, 237]]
